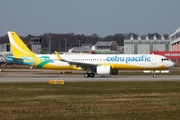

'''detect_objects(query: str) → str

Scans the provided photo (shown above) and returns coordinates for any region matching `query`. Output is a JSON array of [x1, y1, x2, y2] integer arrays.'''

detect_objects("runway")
[[0, 75, 180, 83], [0, 69, 180, 83]]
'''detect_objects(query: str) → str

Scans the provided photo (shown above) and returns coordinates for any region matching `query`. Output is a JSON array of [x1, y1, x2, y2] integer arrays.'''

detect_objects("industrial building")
[[92, 41, 120, 54], [29, 37, 43, 54], [124, 34, 170, 54], [152, 28, 180, 65], [169, 28, 180, 51], [69, 41, 120, 54], [0, 43, 11, 62], [68, 44, 92, 53]]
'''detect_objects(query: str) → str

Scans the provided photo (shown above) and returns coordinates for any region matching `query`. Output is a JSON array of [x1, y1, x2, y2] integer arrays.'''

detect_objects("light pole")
[[78, 40, 81, 47], [64, 38, 67, 52], [59, 43, 60, 52], [48, 36, 51, 54]]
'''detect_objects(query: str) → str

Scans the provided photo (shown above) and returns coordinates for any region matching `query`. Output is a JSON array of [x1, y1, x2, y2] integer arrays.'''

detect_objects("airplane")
[[6, 31, 174, 78]]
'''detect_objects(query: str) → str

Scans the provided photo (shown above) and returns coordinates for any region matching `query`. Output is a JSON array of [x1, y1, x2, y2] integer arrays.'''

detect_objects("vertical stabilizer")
[[7, 31, 41, 67], [7, 31, 36, 58]]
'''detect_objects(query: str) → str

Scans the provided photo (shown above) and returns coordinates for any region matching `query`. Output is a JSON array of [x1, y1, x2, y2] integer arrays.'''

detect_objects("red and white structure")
[[170, 28, 180, 51], [152, 28, 180, 65]]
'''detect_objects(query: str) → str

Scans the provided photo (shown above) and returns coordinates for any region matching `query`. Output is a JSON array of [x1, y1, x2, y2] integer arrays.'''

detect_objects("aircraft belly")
[[41, 64, 74, 70], [110, 63, 166, 70]]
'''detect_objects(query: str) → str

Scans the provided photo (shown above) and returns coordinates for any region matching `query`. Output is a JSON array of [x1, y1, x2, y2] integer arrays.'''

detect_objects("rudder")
[[7, 31, 35, 58]]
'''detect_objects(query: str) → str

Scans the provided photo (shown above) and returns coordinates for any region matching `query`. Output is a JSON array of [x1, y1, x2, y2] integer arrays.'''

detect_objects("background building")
[[68, 44, 92, 53], [124, 34, 170, 54], [152, 28, 180, 66], [92, 41, 120, 54], [170, 28, 180, 51], [0, 43, 11, 62], [29, 37, 43, 54], [69, 41, 120, 54]]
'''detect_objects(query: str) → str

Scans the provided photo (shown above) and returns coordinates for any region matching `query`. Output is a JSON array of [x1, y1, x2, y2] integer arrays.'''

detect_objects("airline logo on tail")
[[7, 32, 51, 68], [8, 32, 33, 57]]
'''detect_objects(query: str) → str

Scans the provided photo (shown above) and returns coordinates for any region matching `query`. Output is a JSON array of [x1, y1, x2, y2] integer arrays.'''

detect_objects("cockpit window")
[[161, 58, 170, 61]]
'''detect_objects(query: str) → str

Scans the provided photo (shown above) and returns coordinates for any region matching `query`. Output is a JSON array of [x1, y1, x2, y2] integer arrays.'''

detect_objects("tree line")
[[0, 32, 168, 53]]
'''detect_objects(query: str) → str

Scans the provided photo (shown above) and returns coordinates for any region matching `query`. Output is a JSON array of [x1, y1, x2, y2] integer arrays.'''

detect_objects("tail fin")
[[7, 31, 36, 59]]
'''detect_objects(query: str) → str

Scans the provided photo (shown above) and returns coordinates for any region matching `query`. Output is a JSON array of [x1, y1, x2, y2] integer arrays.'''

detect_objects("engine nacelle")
[[96, 66, 118, 75]]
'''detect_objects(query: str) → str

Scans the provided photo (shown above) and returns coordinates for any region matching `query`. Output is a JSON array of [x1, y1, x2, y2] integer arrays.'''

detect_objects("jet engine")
[[96, 66, 118, 75]]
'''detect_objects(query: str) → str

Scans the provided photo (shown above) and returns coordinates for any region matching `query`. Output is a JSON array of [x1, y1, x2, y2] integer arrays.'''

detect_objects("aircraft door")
[[151, 54, 156, 65]]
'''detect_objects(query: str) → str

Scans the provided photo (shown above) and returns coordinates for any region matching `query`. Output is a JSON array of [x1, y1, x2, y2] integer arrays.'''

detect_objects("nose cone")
[[168, 61, 175, 68]]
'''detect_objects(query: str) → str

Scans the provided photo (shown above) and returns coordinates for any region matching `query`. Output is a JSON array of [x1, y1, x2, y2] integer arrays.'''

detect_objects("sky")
[[0, 0, 180, 37]]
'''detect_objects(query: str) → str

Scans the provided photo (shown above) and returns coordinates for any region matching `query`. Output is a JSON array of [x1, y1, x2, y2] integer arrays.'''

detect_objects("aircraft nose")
[[168, 61, 174, 68]]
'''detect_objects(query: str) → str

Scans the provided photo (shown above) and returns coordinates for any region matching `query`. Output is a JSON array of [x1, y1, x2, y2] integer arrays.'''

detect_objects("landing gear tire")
[[153, 74, 157, 78], [89, 73, 95, 78], [84, 73, 90, 78]]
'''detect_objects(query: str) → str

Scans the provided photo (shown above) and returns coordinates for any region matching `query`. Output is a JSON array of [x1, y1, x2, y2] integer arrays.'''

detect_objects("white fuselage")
[[36, 54, 174, 70]]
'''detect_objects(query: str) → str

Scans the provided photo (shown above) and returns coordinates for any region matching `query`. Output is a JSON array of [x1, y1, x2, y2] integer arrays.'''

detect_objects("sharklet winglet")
[[54, 51, 65, 61]]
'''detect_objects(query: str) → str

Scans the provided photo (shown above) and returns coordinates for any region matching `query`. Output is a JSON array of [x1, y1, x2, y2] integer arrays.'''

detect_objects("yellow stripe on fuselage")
[[40, 62, 167, 70], [110, 63, 167, 70], [40, 64, 76, 70]]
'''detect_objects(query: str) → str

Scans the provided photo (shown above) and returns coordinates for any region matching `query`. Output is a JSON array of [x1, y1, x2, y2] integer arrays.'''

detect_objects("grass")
[[0, 82, 180, 120]]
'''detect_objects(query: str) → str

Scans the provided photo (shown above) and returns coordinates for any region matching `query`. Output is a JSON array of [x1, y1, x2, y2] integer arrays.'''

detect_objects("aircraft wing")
[[54, 51, 97, 69], [66, 61, 97, 68]]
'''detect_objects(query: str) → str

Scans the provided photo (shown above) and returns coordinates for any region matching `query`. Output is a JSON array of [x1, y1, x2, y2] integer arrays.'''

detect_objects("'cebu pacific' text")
[[106, 55, 151, 63]]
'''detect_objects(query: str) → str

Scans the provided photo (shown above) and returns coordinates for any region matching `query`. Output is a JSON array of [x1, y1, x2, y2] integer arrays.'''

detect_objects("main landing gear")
[[153, 74, 157, 78], [84, 68, 95, 78], [84, 72, 95, 78]]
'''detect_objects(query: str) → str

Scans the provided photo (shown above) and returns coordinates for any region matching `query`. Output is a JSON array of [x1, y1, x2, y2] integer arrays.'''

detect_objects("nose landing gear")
[[153, 74, 157, 78], [84, 72, 95, 78], [152, 70, 157, 78]]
